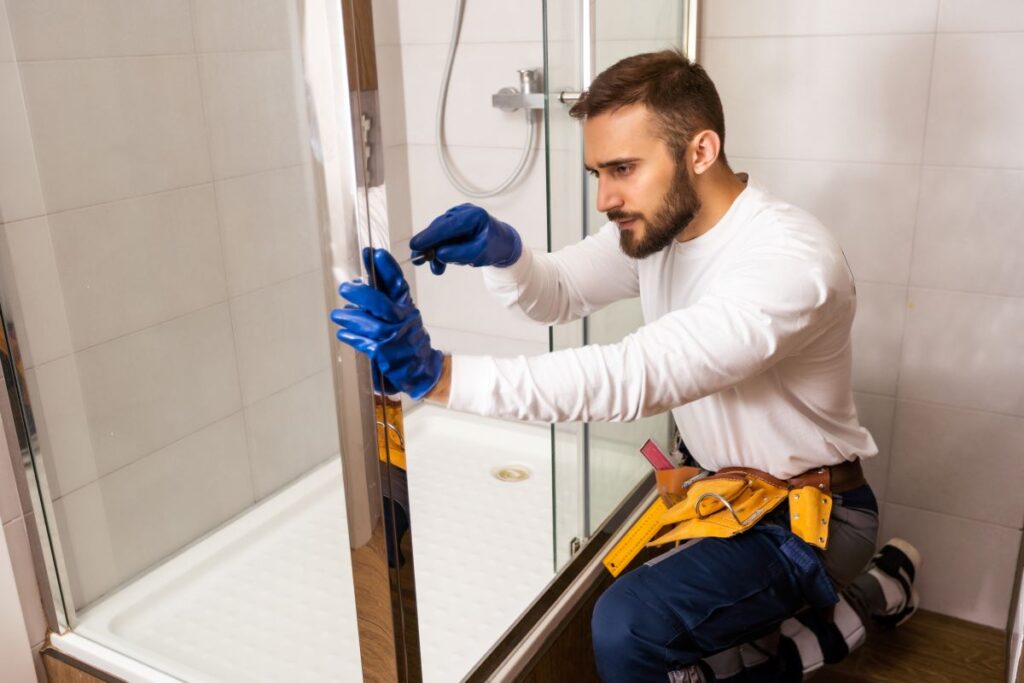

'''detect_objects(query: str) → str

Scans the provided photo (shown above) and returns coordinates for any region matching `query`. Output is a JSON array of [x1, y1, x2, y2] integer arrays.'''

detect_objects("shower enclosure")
[[0, 0, 693, 680]]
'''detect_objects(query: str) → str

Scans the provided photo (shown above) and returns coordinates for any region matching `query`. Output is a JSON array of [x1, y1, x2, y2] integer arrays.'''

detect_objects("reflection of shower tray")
[[58, 406, 559, 683]]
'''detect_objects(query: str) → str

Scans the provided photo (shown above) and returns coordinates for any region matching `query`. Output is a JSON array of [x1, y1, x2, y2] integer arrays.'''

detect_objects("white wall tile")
[[852, 392, 895, 501], [594, 0, 684, 42], [230, 271, 332, 405], [736, 158, 919, 285], [5, 0, 193, 60], [850, 282, 907, 396], [938, 0, 1024, 32], [382, 145, 413, 243], [428, 327, 547, 358], [400, 41, 544, 148], [899, 288, 1024, 416], [19, 57, 211, 213], [912, 166, 1024, 296], [0, 64, 45, 223], [0, 444, 21, 524], [0, 2, 14, 62], [376, 44, 406, 148], [0, 218, 74, 368], [75, 304, 242, 476], [702, 0, 939, 37], [396, 0, 541, 45], [701, 34, 934, 164], [191, 0, 296, 52], [594, 38, 681, 74], [55, 412, 252, 607], [2, 517, 47, 645], [881, 503, 1020, 628], [889, 399, 1024, 527], [215, 165, 320, 297], [26, 358, 98, 498], [245, 370, 337, 499], [371, 0, 400, 46], [50, 185, 228, 350], [924, 33, 1024, 169], [198, 51, 309, 180]]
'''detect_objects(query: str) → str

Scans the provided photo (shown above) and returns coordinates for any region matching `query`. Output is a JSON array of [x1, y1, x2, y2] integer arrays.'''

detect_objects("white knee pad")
[[780, 594, 866, 679]]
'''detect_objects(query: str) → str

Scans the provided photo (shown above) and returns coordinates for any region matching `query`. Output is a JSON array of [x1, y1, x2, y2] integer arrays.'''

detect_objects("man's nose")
[[595, 180, 623, 213]]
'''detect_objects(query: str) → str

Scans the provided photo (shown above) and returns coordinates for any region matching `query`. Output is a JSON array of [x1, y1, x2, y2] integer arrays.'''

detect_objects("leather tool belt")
[[649, 459, 865, 550]]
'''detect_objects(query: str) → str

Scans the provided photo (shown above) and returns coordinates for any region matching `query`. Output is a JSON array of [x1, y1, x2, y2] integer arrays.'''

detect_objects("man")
[[332, 50, 919, 682]]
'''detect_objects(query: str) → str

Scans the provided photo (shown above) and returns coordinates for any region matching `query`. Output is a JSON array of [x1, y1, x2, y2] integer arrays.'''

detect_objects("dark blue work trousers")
[[591, 502, 844, 682]]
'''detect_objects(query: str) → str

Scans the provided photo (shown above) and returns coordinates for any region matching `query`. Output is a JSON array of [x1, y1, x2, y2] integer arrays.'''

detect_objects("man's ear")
[[690, 130, 722, 175]]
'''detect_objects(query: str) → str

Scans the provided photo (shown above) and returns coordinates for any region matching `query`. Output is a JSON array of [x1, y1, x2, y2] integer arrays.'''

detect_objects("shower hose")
[[435, 0, 537, 199]]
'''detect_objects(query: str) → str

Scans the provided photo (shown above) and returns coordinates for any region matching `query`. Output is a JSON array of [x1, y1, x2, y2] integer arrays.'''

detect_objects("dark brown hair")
[[569, 49, 728, 166]]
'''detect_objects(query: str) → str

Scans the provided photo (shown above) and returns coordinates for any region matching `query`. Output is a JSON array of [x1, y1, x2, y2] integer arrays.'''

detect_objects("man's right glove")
[[410, 203, 522, 275]]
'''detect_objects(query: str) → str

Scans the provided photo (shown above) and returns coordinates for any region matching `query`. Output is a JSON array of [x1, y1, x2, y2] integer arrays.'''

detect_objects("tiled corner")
[[50, 185, 228, 350], [54, 412, 253, 608], [880, 503, 1021, 628], [215, 165, 320, 297], [911, 166, 1024, 297], [18, 56, 211, 213], [850, 281, 907, 397], [5, 0, 193, 60], [924, 33, 1024, 169], [190, 0, 296, 52], [0, 64, 45, 223], [74, 303, 242, 477], [735, 158, 919, 286], [888, 399, 1024, 528], [701, 0, 938, 37], [0, 218, 73, 369], [229, 270, 332, 405], [245, 370, 338, 500], [198, 50, 309, 180], [899, 287, 1024, 417], [2, 516, 47, 646], [938, 0, 1024, 32], [852, 392, 895, 501], [701, 34, 933, 164]]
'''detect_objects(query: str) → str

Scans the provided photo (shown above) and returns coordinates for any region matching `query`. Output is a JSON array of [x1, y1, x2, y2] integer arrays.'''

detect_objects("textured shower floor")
[[70, 406, 580, 682]]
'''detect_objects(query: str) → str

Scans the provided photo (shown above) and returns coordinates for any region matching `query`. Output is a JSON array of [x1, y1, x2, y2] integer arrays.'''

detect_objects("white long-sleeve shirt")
[[447, 182, 877, 479]]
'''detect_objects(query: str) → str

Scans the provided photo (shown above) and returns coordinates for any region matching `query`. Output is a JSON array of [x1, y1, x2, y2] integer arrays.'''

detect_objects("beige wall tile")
[[702, 0, 938, 37], [0, 516, 36, 682], [245, 371, 337, 499], [198, 51, 309, 180], [924, 33, 1024, 169], [55, 412, 252, 608], [594, 0, 683, 42], [382, 146, 413, 243], [736, 158, 919, 286], [5, 0, 193, 60], [0, 3, 14, 62], [215, 165, 319, 297], [50, 185, 228, 350], [371, 0, 400, 46], [396, 0, 541, 45], [191, 0, 296, 52], [850, 282, 907, 397], [881, 503, 1020, 628], [376, 45, 406, 149], [852, 392, 895, 501], [701, 34, 934, 164], [2, 517, 47, 645], [899, 288, 1024, 417], [25, 359, 99, 498], [938, 0, 1024, 32], [1, 218, 74, 368], [230, 271, 331, 405], [911, 166, 1024, 297], [0, 438, 21, 524], [74, 304, 242, 476], [19, 57, 211, 213], [888, 400, 1024, 527], [0, 64, 45, 223]]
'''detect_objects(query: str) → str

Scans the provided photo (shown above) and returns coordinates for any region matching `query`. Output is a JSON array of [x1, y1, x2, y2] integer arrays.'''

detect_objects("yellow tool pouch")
[[649, 466, 833, 550]]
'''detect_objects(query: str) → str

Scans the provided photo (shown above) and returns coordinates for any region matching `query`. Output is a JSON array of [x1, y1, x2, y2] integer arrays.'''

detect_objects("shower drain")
[[491, 465, 532, 483]]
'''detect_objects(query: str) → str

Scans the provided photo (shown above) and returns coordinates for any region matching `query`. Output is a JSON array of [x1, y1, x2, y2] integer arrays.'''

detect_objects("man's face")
[[583, 104, 701, 258]]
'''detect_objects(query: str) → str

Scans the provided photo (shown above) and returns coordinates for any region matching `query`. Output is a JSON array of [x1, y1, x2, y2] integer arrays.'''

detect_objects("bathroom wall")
[[0, 0, 341, 610], [701, 0, 1024, 628]]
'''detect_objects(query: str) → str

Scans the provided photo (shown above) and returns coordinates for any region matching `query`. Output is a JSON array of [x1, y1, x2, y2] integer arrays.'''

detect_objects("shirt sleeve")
[[480, 222, 639, 325], [448, 229, 854, 423]]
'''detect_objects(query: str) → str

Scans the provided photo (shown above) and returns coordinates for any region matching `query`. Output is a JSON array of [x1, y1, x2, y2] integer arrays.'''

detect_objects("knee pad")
[[779, 594, 866, 679]]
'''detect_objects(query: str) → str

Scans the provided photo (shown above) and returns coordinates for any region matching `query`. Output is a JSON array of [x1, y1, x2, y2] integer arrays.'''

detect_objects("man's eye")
[[615, 164, 632, 176]]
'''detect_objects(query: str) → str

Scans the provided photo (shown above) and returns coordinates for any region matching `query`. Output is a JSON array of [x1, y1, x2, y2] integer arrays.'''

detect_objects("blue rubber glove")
[[331, 248, 444, 399], [409, 203, 522, 275]]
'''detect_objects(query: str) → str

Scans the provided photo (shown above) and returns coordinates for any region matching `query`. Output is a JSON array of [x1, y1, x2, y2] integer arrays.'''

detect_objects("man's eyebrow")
[[584, 157, 640, 172]]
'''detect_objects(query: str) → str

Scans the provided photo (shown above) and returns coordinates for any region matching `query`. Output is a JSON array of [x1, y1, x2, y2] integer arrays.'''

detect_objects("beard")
[[608, 163, 701, 259]]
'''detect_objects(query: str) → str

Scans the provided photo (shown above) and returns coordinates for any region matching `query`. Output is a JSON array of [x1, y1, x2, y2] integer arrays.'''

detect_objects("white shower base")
[[52, 405, 644, 681]]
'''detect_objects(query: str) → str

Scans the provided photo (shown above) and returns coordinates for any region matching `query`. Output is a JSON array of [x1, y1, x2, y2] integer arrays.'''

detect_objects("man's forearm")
[[425, 354, 452, 404]]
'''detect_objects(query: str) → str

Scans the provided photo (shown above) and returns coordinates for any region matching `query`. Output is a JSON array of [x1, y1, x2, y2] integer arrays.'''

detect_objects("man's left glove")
[[331, 248, 444, 400]]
